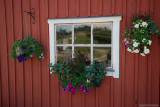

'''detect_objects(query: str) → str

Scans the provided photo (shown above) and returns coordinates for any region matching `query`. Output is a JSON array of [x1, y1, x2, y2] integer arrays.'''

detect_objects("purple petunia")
[[86, 87, 90, 92], [21, 46, 26, 50], [67, 82, 72, 88], [17, 53, 27, 63], [62, 86, 66, 92], [65, 87, 70, 92], [125, 42, 130, 46]]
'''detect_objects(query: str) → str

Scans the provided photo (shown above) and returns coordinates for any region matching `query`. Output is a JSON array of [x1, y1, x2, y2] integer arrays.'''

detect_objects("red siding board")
[[22, 0, 33, 106], [5, 0, 16, 106], [39, 0, 50, 106], [31, 0, 42, 107], [0, 0, 160, 107], [0, 0, 10, 107]]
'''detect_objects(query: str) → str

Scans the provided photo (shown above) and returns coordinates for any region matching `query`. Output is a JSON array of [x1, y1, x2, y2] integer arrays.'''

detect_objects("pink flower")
[[58, 79, 61, 82], [20, 38, 22, 41], [66, 62, 68, 65], [86, 79, 90, 83]]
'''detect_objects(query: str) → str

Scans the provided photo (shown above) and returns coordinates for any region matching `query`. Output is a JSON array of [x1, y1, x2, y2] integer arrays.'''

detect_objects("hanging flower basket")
[[9, 36, 44, 62], [50, 51, 107, 95], [123, 13, 160, 56]]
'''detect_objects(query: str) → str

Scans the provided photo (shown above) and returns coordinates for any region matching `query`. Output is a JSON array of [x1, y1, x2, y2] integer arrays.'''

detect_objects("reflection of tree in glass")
[[74, 47, 90, 64], [57, 28, 72, 44], [93, 27, 111, 44], [74, 25, 91, 44], [57, 29, 71, 39], [57, 47, 72, 63], [93, 47, 111, 66]]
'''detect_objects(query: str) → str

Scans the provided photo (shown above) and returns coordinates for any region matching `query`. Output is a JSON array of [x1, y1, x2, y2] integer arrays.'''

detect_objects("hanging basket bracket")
[[24, 8, 35, 24]]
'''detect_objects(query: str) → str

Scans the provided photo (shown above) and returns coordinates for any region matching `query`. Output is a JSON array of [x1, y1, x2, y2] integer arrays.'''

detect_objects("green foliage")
[[50, 51, 107, 95], [123, 14, 160, 56], [9, 36, 44, 62]]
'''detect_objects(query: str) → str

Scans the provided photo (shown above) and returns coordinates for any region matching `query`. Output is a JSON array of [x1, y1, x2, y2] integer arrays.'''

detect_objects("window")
[[48, 15, 122, 78]]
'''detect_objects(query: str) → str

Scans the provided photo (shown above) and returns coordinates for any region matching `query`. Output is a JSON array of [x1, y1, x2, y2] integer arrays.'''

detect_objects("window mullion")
[[72, 24, 74, 58], [55, 25, 57, 63], [91, 24, 93, 63]]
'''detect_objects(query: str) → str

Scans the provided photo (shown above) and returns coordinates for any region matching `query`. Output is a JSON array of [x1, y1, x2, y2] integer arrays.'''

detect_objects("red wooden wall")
[[0, 0, 160, 107]]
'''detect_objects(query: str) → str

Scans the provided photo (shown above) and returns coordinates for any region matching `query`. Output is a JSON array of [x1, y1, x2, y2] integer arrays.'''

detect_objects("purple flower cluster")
[[79, 84, 90, 93], [123, 39, 131, 46], [16, 53, 27, 63], [61, 82, 78, 95], [21, 46, 26, 50]]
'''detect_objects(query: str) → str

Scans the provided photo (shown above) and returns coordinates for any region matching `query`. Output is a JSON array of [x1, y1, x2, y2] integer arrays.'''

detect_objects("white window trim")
[[48, 15, 122, 78]]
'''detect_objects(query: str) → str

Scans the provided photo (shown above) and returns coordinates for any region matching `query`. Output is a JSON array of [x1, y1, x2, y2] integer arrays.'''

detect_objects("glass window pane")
[[93, 23, 112, 44], [74, 24, 91, 44], [56, 25, 72, 44], [93, 47, 111, 67], [57, 46, 72, 63], [74, 47, 91, 63]]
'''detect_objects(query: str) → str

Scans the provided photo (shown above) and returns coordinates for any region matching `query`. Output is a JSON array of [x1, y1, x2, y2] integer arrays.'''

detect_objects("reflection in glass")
[[93, 47, 111, 67], [74, 24, 91, 44], [56, 25, 72, 44], [93, 23, 112, 44], [74, 47, 90, 62], [57, 46, 72, 62]]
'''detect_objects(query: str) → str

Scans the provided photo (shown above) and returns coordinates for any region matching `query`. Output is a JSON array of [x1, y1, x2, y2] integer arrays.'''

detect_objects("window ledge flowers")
[[123, 14, 160, 56], [9, 36, 44, 62], [50, 51, 107, 95]]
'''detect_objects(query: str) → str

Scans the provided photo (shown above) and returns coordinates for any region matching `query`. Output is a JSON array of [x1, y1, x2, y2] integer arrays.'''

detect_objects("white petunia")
[[127, 47, 132, 52], [140, 53, 145, 56], [142, 38, 146, 42], [142, 22, 148, 27], [134, 24, 139, 28], [144, 47, 150, 54], [148, 40, 152, 45], [133, 49, 140, 53], [133, 42, 140, 47]]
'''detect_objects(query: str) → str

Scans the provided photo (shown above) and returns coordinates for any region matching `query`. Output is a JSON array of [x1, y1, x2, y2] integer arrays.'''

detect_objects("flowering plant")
[[9, 36, 44, 62], [50, 51, 107, 95], [123, 14, 160, 56]]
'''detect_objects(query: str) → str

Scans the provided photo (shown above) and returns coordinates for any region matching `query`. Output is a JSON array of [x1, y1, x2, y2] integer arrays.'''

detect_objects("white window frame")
[[48, 15, 122, 78]]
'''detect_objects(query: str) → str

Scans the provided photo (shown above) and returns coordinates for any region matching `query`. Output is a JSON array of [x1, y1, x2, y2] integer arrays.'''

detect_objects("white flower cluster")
[[134, 21, 148, 29], [142, 38, 152, 45], [127, 39, 152, 56], [127, 47, 140, 53], [140, 46, 150, 56]]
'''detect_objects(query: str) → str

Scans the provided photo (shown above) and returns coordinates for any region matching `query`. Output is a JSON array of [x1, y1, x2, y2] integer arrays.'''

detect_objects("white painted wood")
[[112, 21, 120, 78], [49, 23, 55, 65], [48, 16, 121, 24], [72, 24, 74, 58], [56, 44, 112, 47], [48, 16, 122, 78], [91, 24, 93, 63]]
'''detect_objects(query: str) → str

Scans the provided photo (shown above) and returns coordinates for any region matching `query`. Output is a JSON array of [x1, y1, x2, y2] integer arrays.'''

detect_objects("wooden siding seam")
[[76, 0, 79, 16], [111, 0, 115, 14], [122, 0, 127, 106], [88, 0, 90, 16], [66, 0, 69, 17]]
